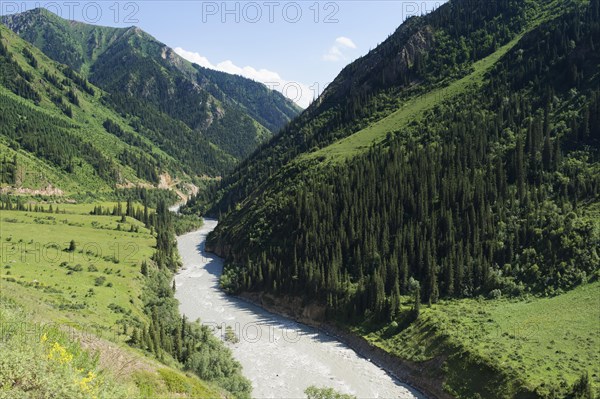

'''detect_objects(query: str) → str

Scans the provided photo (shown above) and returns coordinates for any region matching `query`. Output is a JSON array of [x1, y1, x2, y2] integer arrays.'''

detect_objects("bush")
[[224, 326, 239, 344], [67, 264, 83, 272], [157, 369, 188, 393], [488, 289, 502, 300], [304, 386, 357, 399]]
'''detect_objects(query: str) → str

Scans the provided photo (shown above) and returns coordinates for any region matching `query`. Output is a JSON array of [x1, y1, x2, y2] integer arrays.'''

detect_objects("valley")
[[1, 0, 599, 398]]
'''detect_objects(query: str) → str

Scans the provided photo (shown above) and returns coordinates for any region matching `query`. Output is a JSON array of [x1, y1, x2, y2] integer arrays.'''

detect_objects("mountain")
[[0, 22, 230, 195], [1, 8, 301, 164], [197, 0, 600, 396]]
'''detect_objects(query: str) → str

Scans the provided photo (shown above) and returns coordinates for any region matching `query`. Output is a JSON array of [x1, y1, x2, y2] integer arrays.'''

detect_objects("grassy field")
[[0, 295, 225, 398], [0, 203, 153, 330], [0, 202, 225, 398], [356, 281, 600, 397]]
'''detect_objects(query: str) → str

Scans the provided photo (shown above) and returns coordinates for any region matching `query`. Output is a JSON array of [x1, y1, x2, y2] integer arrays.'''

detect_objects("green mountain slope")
[[202, 0, 600, 396], [0, 23, 227, 194], [1, 8, 302, 162]]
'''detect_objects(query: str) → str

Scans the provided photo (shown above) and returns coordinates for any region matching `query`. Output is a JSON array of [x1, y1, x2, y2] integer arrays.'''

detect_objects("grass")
[[0, 201, 227, 398], [0, 296, 131, 398], [0, 296, 224, 398], [132, 368, 223, 398], [0, 203, 154, 330], [356, 282, 600, 397]]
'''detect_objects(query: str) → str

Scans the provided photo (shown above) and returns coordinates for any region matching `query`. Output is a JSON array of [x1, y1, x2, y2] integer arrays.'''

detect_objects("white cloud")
[[175, 47, 312, 109], [174, 49, 213, 69], [323, 36, 357, 62], [323, 46, 344, 62], [335, 36, 357, 49]]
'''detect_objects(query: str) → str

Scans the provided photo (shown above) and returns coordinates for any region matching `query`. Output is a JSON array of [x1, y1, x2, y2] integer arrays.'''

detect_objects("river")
[[174, 219, 424, 399]]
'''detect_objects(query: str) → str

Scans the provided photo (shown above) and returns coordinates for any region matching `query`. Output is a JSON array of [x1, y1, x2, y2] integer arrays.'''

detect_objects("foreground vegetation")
[[0, 297, 130, 398], [0, 197, 250, 398], [0, 296, 231, 398]]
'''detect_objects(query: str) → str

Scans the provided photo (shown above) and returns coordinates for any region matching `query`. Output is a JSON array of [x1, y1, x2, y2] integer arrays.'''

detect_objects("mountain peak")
[[3, 7, 73, 27], [2, 9, 301, 164]]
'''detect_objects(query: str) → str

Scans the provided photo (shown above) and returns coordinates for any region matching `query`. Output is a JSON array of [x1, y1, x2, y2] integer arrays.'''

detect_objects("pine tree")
[[141, 260, 148, 276]]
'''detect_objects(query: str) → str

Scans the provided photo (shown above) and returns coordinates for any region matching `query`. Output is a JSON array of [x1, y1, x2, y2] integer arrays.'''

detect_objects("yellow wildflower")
[[78, 371, 96, 394], [47, 342, 73, 364]]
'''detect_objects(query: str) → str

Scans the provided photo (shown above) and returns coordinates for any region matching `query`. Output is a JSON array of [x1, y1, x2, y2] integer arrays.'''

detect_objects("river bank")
[[174, 219, 425, 399], [236, 291, 451, 399]]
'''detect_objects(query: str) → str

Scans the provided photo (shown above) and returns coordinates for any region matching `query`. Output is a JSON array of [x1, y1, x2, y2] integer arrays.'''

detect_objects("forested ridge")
[[2, 8, 302, 169], [204, 0, 554, 214], [100, 101, 233, 178], [207, 0, 600, 323], [0, 24, 188, 191]]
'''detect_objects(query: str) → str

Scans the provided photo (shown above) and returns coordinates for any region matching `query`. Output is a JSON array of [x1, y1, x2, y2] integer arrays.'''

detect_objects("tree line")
[[126, 200, 252, 398]]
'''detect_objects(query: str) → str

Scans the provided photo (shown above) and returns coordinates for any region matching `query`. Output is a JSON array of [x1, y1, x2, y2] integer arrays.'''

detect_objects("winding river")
[[174, 219, 424, 399]]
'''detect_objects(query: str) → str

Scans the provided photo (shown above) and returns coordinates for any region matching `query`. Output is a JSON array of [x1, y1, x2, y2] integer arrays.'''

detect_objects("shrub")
[[305, 386, 357, 399], [224, 326, 239, 344], [488, 289, 502, 299]]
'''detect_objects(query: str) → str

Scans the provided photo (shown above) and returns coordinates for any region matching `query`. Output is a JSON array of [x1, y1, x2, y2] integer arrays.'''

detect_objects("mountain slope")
[[202, 0, 599, 396], [205, 0, 562, 210], [1, 8, 301, 163], [0, 23, 230, 194]]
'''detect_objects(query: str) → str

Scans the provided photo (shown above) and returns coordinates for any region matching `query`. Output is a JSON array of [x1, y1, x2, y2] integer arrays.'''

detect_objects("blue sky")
[[1, 1, 445, 107]]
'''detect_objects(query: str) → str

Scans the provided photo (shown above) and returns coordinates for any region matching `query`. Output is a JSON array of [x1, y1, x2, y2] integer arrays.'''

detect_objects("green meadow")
[[1, 203, 153, 330], [0, 202, 225, 398], [357, 281, 600, 397]]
